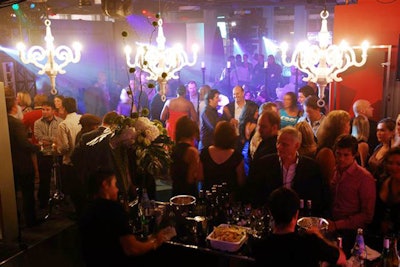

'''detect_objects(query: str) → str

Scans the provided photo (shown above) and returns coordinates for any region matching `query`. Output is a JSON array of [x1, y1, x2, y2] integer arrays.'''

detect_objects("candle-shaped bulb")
[[264, 61, 268, 69], [227, 61, 231, 69], [201, 61, 205, 69]]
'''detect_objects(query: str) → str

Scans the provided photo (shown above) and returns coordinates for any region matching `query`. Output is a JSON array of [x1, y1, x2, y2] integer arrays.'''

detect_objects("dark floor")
[[0, 180, 173, 267], [0, 207, 83, 267]]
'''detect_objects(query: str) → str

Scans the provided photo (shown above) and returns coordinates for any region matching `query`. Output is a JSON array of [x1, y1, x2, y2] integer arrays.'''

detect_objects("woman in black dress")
[[200, 121, 246, 201], [170, 116, 202, 197]]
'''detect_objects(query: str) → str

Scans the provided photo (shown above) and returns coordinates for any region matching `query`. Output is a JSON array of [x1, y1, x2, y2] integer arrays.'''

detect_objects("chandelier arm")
[[53, 45, 80, 73], [330, 53, 352, 80], [21, 46, 47, 70], [56, 45, 81, 64]]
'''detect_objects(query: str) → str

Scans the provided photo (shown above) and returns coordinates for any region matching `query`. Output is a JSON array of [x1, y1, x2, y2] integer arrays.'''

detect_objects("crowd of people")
[[4, 53, 400, 266]]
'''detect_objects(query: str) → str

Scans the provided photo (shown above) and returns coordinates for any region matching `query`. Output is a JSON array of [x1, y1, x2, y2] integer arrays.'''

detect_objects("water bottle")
[[350, 228, 367, 267]]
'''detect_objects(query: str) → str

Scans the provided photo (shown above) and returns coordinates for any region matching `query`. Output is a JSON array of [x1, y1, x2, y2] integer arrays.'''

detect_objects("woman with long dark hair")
[[368, 117, 396, 184], [238, 101, 259, 176]]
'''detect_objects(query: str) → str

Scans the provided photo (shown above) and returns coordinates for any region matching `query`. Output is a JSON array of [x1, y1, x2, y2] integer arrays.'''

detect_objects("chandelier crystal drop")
[[281, 10, 369, 107], [17, 19, 82, 95], [125, 16, 198, 101]]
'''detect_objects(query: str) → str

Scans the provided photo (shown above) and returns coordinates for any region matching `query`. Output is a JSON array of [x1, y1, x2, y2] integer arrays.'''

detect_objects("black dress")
[[199, 147, 243, 199], [171, 142, 198, 197]]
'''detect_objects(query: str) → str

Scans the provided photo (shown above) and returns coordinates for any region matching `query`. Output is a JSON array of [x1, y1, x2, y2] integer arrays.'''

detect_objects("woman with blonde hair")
[[17, 91, 32, 114], [351, 115, 370, 167], [316, 110, 351, 183], [295, 121, 317, 158]]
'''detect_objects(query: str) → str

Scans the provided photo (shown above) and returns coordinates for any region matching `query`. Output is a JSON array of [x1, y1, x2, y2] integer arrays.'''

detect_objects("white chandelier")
[[281, 10, 369, 107], [17, 19, 82, 95], [125, 15, 198, 101]]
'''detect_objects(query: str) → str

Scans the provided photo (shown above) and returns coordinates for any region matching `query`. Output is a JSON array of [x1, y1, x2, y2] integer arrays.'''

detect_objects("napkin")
[[365, 245, 381, 261], [346, 245, 381, 266]]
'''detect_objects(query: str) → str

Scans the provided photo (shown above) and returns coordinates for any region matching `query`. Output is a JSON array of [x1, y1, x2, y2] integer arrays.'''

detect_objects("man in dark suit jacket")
[[251, 110, 280, 164], [222, 85, 257, 151], [245, 126, 330, 217], [72, 111, 121, 211], [6, 94, 40, 227]]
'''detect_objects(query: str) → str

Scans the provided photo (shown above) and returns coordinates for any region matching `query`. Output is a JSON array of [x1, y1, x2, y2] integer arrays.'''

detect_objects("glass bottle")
[[299, 199, 305, 218], [351, 228, 367, 267], [383, 236, 400, 267], [337, 236, 343, 249], [306, 199, 312, 217], [194, 189, 207, 217], [331, 236, 344, 267], [139, 188, 155, 238], [379, 237, 391, 267]]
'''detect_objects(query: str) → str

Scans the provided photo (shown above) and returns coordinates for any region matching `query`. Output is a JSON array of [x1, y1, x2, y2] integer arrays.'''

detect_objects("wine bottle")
[[139, 188, 155, 238], [379, 237, 391, 267], [350, 228, 367, 267], [299, 199, 305, 218], [306, 199, 312, 217], [194, 189, 207, 217], [378, 236, 400, 267]]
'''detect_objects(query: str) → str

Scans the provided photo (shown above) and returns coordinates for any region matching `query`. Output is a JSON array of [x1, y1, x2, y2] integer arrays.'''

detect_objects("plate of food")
[[297, 217, 329, 231], [206, 224, 248, 252]]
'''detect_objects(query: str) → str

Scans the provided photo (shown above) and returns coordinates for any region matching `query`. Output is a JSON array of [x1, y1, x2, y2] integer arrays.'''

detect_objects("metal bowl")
[[169, 195, 196, 206]]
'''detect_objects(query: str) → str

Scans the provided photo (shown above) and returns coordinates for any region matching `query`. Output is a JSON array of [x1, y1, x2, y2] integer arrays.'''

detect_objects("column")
[[0, 82, 19, 243]]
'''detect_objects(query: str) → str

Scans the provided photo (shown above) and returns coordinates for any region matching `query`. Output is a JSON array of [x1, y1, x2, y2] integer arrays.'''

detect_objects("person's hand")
[[306, 226, 324, 239], [156, 226, 177, 245], [326, 219, 337, 232]]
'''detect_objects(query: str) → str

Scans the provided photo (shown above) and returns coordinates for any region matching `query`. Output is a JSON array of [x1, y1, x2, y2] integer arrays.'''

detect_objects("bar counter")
[[155, 236, 256, 267], [132, 200, 383, 267], [132, 200, 258, 267]]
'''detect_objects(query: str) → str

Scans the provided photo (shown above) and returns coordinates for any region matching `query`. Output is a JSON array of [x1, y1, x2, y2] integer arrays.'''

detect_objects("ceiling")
[[0, 0, 339, 18]]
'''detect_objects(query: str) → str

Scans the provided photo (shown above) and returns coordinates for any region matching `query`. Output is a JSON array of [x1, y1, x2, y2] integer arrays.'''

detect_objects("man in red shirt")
[[327, 134, 376, 256]]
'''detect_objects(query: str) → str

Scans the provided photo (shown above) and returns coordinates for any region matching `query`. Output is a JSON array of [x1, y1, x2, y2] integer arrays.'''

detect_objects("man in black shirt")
[[252, 187, 346, 267], [79, 169, 175, 267]]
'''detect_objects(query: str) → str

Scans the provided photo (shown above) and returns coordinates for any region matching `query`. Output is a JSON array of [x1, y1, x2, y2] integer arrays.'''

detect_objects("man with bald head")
[[222, 85, 257, 151], [351, 99, 378, 154]]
